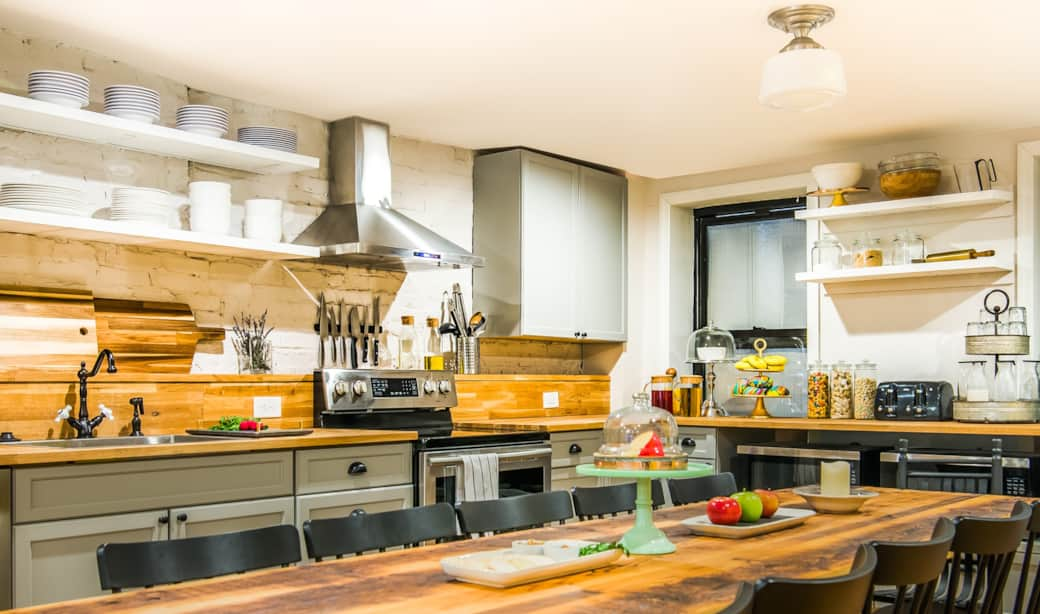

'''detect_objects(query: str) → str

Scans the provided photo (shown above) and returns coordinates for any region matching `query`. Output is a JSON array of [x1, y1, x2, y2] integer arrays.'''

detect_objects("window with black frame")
[[692, 197, 808, 416]]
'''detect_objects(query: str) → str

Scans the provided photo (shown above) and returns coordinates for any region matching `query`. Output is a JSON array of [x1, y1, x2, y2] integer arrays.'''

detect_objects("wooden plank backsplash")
[[0, 373, 609, 440]]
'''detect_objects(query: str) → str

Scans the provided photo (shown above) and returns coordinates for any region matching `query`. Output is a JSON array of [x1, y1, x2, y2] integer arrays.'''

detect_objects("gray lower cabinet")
[[171, 496, 294, 540], [295, 484, 413, 526], [550, 430, 606, 490]]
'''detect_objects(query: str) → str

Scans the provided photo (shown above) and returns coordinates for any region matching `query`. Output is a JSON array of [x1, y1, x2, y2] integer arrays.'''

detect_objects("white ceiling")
[[1, 0, 1038, 178]]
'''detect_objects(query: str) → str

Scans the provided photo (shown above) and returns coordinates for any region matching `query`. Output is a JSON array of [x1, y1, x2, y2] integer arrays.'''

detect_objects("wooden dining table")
[[17, 488, 1024, 614]]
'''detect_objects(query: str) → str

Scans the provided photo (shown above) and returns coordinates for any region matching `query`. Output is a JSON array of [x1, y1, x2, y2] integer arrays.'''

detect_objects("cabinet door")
[[577, 167, 627, 341], [13, 510, 167, 608], [295, 484, 413, 528], [170, 496, 294, 540], [520, 151, 580, 338]]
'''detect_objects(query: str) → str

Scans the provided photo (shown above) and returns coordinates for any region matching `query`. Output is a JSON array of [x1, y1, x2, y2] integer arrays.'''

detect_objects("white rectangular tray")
[[680, 507, 815, 538], [441, 544, 623, 588]]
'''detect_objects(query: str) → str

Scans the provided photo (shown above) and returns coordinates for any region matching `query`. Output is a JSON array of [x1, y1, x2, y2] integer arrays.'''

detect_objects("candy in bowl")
[[594, 392, 687, 470]]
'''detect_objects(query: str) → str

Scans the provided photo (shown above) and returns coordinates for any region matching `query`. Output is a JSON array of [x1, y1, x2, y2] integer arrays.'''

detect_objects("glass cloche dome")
[[594, 392, 687, 470], [686, 321, 736, 363]]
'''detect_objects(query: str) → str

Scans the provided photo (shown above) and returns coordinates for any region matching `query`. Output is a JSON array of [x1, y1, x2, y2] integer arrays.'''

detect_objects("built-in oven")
[[879, 449, 1040, 496], [418, 443, 553, 507], [736, 442, 884, 490]]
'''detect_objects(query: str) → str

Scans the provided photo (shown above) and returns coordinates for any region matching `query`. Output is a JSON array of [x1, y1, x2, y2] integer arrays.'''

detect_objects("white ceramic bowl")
[[811, 162, 863, 191], [793, 485, 878, 514]]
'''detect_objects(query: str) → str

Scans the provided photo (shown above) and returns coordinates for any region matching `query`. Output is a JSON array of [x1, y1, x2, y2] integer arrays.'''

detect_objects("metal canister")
[[673, 375, 704, 416]]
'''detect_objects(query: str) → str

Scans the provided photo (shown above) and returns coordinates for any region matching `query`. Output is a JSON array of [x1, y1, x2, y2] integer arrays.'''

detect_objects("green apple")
[[730, 490, 763, 523]]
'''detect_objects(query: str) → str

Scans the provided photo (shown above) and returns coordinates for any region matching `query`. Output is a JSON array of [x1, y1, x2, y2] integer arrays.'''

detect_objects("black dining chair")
[[96, 524, 300, 592], [718, 582, 755, 614], [668, 472, 738, 505], [865, 516, 956, 613], [748, 543, 878, 614], [895, 438, 1003, 495], [304, 503, 459, 561], [570, 480, 665, 520], [456, 491, 574, 537], [1011, 501, 1040, 614]]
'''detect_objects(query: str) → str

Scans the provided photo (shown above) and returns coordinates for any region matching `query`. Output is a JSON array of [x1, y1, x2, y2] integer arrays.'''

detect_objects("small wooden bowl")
[[792, 485, 878, 514]]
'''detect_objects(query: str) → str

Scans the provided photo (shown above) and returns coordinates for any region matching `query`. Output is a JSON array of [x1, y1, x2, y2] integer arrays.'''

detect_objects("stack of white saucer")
[[176, 105, 230, 138], [27, 70, 89, 108], [0, 183, 90, 217], [110, 187, 171, 227], [104, 85, 161, 123], [237, 126, 298, 153]]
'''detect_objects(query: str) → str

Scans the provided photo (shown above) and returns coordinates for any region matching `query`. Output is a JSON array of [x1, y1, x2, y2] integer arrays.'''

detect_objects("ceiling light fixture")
[[759, 4, 846, 111]]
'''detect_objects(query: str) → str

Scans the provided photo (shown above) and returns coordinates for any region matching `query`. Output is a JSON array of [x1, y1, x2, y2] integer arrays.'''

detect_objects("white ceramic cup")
[[243, 198, 283, 242], [188, 181, 231, 234]]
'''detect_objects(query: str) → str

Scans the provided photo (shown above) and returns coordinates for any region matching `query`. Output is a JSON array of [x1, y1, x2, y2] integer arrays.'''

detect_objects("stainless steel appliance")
[[314, 369, 551, 506], [880, 448, 1040, 496], [874, 381, 954, 420], [736, 442, 883, 490]]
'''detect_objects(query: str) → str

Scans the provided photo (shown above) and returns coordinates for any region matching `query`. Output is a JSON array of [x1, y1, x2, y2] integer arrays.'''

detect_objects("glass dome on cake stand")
[[685, 322, 736, 417]]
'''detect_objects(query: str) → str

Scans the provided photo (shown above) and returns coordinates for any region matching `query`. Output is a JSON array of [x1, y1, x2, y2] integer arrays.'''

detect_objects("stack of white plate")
[[27, 70, 90, 108], [104, 85, 160, 123], [111, 187, 171, 227], [176, 105, 230, 138], [0, 183, 90, 217], [237, 126, 297, 153]]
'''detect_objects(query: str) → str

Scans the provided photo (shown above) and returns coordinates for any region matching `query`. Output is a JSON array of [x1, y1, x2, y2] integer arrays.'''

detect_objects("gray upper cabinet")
[[474, 149, 627, 342]]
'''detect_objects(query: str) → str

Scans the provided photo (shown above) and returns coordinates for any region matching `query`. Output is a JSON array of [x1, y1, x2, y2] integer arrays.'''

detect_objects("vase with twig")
[[232, 311, 274, 374]]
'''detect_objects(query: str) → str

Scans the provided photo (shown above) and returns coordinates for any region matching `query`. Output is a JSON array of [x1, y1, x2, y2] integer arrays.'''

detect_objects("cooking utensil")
[[359, 305, 369, 367], [914, 249, 996, 263], [318, 293, 328, 368], [338, 300, 347, 366], [372, 296, 380, 366], [447, 296, 466, 338], [328, 300, 339, 367], [452, 283, 469, 335], [93, 298, 224, 373], [975, 158, 997, 191], [469, 312, 486, 337], [348, 305, 360, 369], [0, 286, 99, 371]]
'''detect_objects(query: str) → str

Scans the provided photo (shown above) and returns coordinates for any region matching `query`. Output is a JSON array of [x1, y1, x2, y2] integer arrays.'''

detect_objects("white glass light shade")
[[759, 47, 846, 111]]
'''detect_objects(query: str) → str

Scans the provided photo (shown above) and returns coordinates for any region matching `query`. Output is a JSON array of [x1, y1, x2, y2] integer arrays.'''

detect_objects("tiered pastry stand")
[[575, 463, 713, 555], [735, 338, 791, 419]]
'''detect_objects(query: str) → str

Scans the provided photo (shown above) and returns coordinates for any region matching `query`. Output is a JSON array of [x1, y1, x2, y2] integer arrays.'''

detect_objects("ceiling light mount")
[[767, 4, 834, 52]]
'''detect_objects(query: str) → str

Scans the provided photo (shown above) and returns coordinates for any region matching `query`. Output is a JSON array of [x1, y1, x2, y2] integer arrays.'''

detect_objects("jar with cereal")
[[807, 361, 830, 418], [853, 360, 878, 420], [830, 361, 853, 419]]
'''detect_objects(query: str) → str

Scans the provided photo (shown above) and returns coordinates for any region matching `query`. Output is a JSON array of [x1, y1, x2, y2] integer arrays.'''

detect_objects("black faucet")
[[129, 397, 145, 437], [62, 349, 117, 439]]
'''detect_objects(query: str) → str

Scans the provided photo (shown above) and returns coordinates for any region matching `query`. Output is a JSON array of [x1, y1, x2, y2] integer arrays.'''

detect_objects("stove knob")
[[333, 381, 350, 397], [422, 380, 436, 395], [352, 380, 368, 396], [438, 380, 452, 394]]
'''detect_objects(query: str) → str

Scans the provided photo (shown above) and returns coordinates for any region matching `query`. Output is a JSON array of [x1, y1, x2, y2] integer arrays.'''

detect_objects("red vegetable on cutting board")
[[638, 432, 665, 457], [239, 420, 267, 431]]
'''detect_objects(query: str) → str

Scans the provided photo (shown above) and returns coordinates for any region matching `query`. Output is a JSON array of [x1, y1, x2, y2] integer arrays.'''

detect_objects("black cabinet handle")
[[580, 332, 588, 338], [569, 443, 582, 454], [348, 461, 368, 475], [158, 515, 169, 524], [176, 513, 188, 522], [574, 332, 581, 338], [350, 508, 367, 517], [681, 437, 697, 448]]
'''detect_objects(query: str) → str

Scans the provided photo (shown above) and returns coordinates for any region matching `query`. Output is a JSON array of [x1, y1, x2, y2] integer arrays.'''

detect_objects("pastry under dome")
[[593, 392, 688, 470]]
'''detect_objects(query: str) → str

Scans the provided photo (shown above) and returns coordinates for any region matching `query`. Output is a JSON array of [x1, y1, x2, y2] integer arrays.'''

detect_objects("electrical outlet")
[[253, 397, 282, 418], [542, 391, 560, 409]]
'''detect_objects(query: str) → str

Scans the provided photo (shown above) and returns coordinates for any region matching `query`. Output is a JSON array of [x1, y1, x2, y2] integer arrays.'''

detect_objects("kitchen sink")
[[10, 435, 219, 448]]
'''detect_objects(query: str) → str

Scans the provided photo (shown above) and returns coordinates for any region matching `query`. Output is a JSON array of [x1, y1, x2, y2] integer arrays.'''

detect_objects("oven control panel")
[[316, 369, 458, 413]]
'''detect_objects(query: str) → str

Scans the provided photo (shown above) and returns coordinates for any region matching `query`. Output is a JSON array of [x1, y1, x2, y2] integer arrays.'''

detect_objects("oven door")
[[418, 444, 552, 507]]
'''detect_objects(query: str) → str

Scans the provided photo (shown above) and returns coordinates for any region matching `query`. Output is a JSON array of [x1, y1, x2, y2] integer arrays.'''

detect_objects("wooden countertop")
[[0, 428, 417, 466], [454, 416, 608, 433], [675, 416, 1040, 436], [18, 489, 1018, 613], [0, 371, 609, 383]]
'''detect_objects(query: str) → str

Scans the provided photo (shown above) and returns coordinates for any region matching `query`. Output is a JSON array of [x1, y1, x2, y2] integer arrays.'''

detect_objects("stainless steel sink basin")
[[10, 435, 219, 448]]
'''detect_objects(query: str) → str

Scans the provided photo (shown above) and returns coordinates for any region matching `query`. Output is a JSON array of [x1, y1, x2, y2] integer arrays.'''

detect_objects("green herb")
[[579, 542, 629, 557], [210, 416, 246, 431]]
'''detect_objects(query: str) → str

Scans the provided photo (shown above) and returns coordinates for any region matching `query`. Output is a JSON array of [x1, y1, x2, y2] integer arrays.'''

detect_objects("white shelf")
[[0, 92, 319, 175], [795, 189, 1013, 222], [796, 259, 1013, 284], [0, 207, 319, 260]]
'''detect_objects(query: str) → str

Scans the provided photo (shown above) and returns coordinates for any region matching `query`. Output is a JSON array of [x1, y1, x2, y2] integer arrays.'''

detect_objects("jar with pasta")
[[807, 361, 830, 418], [853, 360, 878, 420], [830, 361, 853, 419]]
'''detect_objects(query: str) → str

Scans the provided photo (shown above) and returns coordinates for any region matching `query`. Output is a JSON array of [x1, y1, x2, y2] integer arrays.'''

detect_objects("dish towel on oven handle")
[[458, 453, 500, 502]]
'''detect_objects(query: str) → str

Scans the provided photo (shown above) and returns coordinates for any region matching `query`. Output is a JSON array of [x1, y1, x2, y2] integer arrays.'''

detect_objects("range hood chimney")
[[293, 116, 484, 271]]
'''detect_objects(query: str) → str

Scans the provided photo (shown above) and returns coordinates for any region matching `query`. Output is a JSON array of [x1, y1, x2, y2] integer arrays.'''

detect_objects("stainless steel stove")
[[314, 369, 551, 505]]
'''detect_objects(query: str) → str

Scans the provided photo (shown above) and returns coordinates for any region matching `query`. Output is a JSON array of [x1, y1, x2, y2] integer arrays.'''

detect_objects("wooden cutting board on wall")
[[93, 299, 225, 373], [0, 287, 99, 370]]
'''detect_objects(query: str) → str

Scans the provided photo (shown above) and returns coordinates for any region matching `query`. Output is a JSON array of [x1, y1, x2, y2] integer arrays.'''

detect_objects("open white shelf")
[[0, 92, 319, 175], [796, 259, 1013, 284], [0, 206, 319, 260], [795, 189, 1013, 222]]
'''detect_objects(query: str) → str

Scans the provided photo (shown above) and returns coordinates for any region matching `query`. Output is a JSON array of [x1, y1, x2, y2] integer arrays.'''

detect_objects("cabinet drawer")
[[550, 431, 601, 468], [295, 444, 412, 495], [550, 466, 600, 491], [171, 496, 294, 540], [295, 485, 413, 525], [678, 427, 717, 461], [13, 452, 293, 523]]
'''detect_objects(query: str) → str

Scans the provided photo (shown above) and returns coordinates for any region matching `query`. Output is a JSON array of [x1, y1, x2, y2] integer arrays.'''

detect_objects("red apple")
[[706, 496, 742, 525], [755, 489, 780, 518]]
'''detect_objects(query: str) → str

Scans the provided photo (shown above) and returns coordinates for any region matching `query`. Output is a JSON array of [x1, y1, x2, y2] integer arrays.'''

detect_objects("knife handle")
[[373, 336, 380, 367], [350, 337, 358, 369], [361, 334, 369, 366]]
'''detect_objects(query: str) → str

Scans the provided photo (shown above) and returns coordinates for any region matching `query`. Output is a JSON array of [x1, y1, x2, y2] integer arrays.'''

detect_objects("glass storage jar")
[[807, 361, 830, 418], [854, 237, 884, 268], [672, 375, 703, 417], [595, 392, 686, 470], [830, 361, 853, 419], [1019, 360, 1040, 401], [906, 233, 925, 261], [650, 374, 675, 414], [965, 361, 990, 402], [811, 236, 842, 272], [890, 232, 910, 266], [995, 361, 1017, 402], [853, 360, 878, 419]]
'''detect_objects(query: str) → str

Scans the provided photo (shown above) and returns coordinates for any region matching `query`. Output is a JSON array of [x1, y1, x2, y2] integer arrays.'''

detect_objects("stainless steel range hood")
[[293, 116, 484, 271]]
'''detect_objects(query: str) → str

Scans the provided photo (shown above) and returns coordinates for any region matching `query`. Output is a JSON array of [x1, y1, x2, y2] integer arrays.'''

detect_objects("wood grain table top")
[[17, 489, 1023, 614]]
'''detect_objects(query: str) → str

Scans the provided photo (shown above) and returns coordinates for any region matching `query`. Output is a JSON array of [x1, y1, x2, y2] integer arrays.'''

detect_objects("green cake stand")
[[576, 462, 713, 555]]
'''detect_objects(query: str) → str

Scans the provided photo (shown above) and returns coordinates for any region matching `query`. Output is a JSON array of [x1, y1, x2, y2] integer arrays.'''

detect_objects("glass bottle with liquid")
[[398, 315, 418, 370], [423, 317, 444, 370]]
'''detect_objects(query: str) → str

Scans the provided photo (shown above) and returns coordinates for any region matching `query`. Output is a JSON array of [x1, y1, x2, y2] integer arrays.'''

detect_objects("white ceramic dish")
[[681, 507, 815, 538], [441, 544, 622, 588], [543, 539, 588, 561], [28, 92, 87, 108], [510, 539, 545, 555], [811, 162, 863, 191], [793, 485, 879, 514]]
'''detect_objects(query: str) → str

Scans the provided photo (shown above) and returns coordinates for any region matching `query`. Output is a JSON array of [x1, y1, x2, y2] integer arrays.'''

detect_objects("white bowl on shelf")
[[811, 162, 863, 191]]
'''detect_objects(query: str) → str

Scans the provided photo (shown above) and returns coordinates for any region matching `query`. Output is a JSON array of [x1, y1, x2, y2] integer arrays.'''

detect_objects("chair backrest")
[[456, 491, 574, 536], [1011, 501, 1040, 614], [667, 472, 738, 505], [718, 582, 754, 614], [867, 516, 956, 614], [943, 500, 1031, 614], [571, 480, 665, 520], [97, 524, 300, 592], [752, 543, 877, 614], [303, 503, 458, 561], [896, 438, 1003, 495]]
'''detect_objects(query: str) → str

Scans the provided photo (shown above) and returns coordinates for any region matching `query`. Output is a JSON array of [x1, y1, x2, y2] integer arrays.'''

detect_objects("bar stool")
[[571, 481, 665, 520], [667, 472, 738, 505], [1011, 501, 1040, 614]]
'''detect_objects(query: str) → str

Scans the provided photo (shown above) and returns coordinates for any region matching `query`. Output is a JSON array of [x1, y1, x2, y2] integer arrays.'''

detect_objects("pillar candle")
[[820, 460, 851, 496]]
